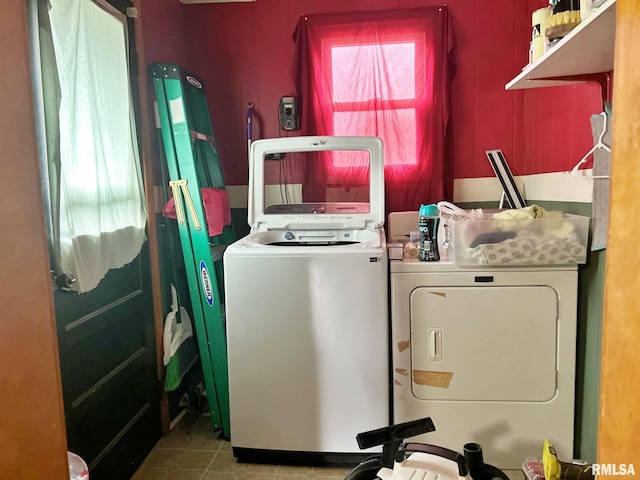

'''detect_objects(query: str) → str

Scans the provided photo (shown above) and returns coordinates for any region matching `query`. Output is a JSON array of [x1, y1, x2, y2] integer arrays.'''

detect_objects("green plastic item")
[[150, 63, 234, 437]]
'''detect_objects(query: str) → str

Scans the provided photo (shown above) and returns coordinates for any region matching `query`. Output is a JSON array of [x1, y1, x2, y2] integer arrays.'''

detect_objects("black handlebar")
[[355, 417, 436, 468], [356, 417, 436, 450]]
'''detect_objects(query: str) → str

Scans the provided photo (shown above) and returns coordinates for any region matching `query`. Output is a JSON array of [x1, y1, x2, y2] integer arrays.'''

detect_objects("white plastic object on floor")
[[68, 451, 89, 480], [162, 284, 193, 366], [378, 451, 471, 480]]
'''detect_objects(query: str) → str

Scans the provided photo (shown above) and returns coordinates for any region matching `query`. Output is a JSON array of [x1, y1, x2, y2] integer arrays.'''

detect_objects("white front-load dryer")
[[390, 259, 578, 469]]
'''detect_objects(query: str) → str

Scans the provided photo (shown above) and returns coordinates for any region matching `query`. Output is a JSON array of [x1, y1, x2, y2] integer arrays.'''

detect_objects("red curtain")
[[292, 7, 456, 214]]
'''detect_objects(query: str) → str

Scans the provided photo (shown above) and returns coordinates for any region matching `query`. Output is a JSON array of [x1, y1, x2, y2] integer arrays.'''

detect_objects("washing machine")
[[389, 215, 578, 469], [224, 136, 390, 464]]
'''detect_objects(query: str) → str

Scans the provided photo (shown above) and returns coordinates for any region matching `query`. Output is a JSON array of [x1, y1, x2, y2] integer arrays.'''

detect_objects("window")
[[328, 37, 425, 169], [30, 0, 147, 292], [293, 8, 455, 213]]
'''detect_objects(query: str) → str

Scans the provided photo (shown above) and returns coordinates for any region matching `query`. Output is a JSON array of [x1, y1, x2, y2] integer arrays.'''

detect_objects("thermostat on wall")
[[279, 96, 299, 131]]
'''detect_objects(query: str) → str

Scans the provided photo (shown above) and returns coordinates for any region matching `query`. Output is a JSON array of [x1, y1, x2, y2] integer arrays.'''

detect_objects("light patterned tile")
[[144, 449, 185, 469], [240, 464, 279, 475], [134, 413, 355, 480], [274, 474, 307, 480], [312, 467, 349, 478], [201, 472, 238, 480], [218, 441, 233, 452], [165, 471, 206, 480], [236, 474, 278, 480], [188, 430, 227, 451], [276, 466, 314, 476], [176, 450, 216, 471], [158, 430, 197, 450], [131, 466, 170, 480], [207, 451, 244, 472], [287, 466, 349, 480]]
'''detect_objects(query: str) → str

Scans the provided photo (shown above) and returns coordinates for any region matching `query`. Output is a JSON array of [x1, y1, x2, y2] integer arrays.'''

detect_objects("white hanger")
[[571, 112, 611, 179]]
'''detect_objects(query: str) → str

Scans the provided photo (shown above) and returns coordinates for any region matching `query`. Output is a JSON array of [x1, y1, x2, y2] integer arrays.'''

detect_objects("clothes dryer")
[[389, 215, 578, 469], [224, 136, 390, 464]]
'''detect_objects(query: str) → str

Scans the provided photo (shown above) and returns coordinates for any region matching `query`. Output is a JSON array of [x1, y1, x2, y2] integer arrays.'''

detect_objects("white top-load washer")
[[224, 136, 389, 465]]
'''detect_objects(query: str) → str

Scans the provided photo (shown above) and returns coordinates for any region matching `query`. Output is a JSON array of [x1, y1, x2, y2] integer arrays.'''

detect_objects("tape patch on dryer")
[[413, 370, 453, 388]]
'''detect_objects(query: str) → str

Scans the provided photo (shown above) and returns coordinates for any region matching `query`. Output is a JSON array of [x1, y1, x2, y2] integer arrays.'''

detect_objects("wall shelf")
[[505, 0, 616, 90]]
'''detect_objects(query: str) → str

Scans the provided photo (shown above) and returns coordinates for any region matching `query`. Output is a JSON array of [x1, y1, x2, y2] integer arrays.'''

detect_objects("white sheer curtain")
[[48, 0, 147, 293]]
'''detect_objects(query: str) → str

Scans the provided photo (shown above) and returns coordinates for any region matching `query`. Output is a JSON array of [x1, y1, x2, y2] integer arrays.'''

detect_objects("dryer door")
[[410, 285, 557, 402]]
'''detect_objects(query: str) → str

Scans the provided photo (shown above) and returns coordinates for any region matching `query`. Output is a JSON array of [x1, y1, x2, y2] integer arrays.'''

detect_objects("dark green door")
[[54, 247, 161, 479], [28, 0, 162, 477]]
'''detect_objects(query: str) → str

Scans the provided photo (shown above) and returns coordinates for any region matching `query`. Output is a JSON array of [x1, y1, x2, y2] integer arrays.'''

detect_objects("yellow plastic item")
[[542, 439, 562, 480]]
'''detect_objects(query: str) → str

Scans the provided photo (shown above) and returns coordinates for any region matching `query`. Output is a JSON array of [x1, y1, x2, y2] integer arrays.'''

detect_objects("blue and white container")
[[418, 204, 440, 262]]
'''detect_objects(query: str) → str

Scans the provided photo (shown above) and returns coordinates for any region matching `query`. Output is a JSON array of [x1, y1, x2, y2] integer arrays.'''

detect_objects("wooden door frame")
[[130, 0, 171, 435], [0, 3, 68, 478], [597, 2, 640, 470], [0, 2, 168, 477]]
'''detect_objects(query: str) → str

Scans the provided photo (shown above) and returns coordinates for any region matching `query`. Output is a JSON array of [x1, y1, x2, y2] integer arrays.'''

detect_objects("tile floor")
[[132, 413, 524, 480], [132, 413, 351, 480]]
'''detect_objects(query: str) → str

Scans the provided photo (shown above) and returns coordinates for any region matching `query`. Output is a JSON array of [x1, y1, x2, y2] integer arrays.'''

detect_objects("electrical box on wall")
[[279, 96, 299, 131]]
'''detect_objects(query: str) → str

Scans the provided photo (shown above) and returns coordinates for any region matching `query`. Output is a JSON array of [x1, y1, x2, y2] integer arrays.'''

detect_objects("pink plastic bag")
[[436, 201, 484, 261], [163, 187, 231, 236]]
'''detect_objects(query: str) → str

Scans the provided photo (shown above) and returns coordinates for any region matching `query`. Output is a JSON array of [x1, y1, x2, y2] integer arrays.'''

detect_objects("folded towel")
[[492, 204, 549, 220], [490, 205, 575, 239]]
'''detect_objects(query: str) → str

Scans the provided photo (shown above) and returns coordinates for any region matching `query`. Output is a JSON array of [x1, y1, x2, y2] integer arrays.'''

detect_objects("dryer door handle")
[[428, 328, 442, 361]]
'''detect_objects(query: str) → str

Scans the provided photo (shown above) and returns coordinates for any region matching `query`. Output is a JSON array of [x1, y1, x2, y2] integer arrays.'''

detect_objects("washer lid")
[[248, 136, 385, 231]]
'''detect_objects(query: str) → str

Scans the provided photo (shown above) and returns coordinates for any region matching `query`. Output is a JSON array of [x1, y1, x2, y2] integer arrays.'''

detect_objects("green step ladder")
[[150, 63, 234, 436]]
